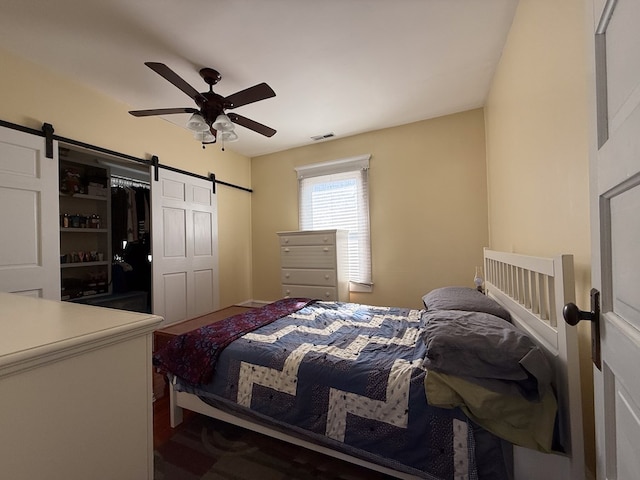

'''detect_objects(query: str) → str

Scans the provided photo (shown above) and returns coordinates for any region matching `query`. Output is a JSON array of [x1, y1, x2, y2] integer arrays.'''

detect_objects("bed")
[[154, 249, 585, 479]]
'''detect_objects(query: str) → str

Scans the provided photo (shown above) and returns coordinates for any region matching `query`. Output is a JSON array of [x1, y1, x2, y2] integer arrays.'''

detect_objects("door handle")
[[563, 288, 601, 370]]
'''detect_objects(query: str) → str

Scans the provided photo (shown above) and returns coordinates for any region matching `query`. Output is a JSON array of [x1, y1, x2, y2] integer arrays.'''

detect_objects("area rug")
[[154, 413, 392, 480]]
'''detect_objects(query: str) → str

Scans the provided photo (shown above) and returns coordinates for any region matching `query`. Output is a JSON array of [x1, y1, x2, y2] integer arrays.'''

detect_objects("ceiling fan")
[[129, 62, 276, 146]]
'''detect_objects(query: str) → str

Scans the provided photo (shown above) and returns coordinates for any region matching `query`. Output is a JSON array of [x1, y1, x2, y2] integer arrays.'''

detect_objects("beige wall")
[[483, 0, 594, 473], [0, 47, 253, 307], [3, 12, 595, 466], [251, 109, 489, 309]]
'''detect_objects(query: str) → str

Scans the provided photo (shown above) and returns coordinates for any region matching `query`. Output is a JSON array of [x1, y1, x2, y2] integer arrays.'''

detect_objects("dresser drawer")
[[281, 268, 337, 286], [279, 232, 335, 247], [280, 245, 335, 269], [282, 285, 338, 301]]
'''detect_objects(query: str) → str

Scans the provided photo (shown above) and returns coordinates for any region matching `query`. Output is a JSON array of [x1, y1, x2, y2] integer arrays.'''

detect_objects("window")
[[296, 155, 372, 292]]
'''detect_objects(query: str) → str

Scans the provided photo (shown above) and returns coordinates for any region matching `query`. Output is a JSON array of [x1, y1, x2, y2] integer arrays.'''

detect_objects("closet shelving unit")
[[59, 150, 112, 301]]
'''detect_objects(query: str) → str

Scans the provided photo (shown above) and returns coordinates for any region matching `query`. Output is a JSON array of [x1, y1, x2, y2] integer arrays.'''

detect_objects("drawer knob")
[[285, 289, 290, 295], [323, 237, 328, 243], [324, 274, 330, 280], [283, 238, 289, 243], [284, 247, 290, 252], [323, 247, 329, 252], [285, 273, 290, 278], [324, 292, 330, 298]]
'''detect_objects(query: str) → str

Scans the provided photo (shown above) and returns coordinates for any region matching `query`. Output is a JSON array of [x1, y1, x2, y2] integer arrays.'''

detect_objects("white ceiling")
[[0, 0, 518, 158]]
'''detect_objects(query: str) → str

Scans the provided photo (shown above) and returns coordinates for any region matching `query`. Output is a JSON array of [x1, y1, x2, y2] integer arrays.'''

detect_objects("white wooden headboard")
[[483, 248, 585, 480]]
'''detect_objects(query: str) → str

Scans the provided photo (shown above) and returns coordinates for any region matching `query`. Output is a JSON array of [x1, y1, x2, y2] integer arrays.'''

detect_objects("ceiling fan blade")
[[129, 107, 198, 117], [145, 62, 206, 103], [224, 83, 276, 109], [228, 113, 276, 137]]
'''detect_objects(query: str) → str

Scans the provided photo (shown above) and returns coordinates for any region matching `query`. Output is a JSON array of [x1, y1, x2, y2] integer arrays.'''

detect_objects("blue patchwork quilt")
[[169, 301, 495, 479]]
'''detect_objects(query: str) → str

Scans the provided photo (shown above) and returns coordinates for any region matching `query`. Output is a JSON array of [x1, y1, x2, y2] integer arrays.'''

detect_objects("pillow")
[[424, 370, 557, 453], [421, 310, 550, 387], [422, 286, 511, 321]]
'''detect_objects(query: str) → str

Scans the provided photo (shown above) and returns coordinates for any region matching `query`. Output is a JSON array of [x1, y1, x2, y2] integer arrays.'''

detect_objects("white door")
[[0, 126, 60, 299], [151, 167, 219, 326], [589, 1, 640, 478]]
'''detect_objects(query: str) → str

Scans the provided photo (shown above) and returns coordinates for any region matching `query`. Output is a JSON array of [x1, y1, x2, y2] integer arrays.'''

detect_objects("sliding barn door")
[[151, 168, 219, 326], [0, 126, 60, 299]]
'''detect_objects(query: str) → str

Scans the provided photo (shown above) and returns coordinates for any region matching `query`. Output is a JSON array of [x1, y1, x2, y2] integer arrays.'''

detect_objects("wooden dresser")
[[0, 293, 162, 480], [277, 229, 349, 301]]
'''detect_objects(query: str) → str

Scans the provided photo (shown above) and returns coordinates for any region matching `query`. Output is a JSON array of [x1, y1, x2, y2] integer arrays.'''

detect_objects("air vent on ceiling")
[[310, 132, 335, 141]]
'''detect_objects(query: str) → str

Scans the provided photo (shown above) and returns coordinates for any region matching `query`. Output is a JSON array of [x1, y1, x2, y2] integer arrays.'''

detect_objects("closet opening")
[[59, 144, 152, 313]]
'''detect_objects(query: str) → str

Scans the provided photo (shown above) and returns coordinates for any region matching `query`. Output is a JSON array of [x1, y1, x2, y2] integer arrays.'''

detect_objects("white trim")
[[349, 281, 373, 293], [295, 154, 370, 179], [595, 0, 617, 35]]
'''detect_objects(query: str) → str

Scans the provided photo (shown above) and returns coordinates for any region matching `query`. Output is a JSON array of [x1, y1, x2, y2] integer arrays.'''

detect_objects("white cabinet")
[[0, 293, 162, 480], [278, 230, 349, 301]]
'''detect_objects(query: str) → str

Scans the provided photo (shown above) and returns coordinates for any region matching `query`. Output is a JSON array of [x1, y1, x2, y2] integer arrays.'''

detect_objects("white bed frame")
[[483, 249, 585, 480], [169, 248, 585, 480]]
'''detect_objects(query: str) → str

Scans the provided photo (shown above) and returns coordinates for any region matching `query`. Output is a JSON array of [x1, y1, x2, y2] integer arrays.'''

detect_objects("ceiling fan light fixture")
[[212, 114, 234, 132], [186, 112, 209, 132], [194, 130, 216, 144], [218, 130, 238, 142]]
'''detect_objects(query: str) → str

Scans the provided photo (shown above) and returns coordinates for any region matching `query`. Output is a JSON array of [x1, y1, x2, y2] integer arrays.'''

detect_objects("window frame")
[[295, 154, 372, 293]]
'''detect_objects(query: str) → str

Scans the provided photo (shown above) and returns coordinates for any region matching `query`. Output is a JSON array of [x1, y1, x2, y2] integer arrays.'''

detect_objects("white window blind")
[[296, 155, 372, 290]]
